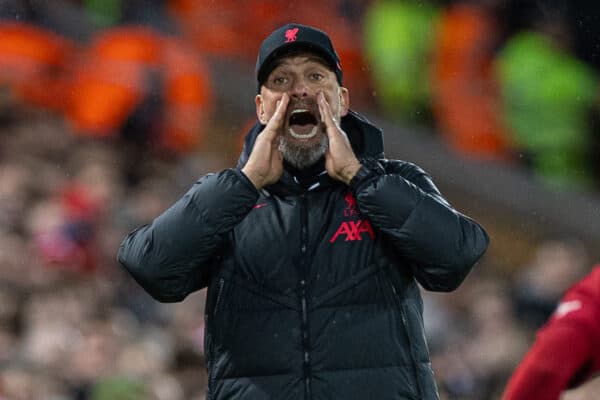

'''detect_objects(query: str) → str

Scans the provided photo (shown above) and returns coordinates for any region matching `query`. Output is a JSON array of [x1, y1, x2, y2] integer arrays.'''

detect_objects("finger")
[[318, 92, 338, 131], [273, 145, 283, 162], [319, 93, 351, 150], [263, 93, 289, 138]]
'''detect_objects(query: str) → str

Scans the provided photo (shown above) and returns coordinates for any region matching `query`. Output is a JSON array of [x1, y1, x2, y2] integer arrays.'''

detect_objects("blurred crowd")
[[3, 0, 600, 188], [1, 0, 600, 399]]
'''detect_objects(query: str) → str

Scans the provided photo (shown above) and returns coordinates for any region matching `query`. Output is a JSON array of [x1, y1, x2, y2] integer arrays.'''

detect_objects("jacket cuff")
[[232, 168, 261, 196], [349, 157, 385, 192]]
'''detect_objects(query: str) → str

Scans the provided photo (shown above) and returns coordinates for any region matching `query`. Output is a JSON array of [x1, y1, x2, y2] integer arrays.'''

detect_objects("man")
[[118, 23, 489, 400], [503, 265, 600, 400]]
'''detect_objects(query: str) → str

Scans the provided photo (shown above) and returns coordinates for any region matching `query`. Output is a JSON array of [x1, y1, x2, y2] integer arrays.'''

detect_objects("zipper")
[[207, 278, 225, 400], [388, 277, 422, 399], [299, 194, 312, 399], [213, 278, 225, 317], [300, 279, 311, 398]]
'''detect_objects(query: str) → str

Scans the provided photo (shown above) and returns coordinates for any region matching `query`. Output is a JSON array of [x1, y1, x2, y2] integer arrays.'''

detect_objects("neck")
[[284, 158, 326, 187]]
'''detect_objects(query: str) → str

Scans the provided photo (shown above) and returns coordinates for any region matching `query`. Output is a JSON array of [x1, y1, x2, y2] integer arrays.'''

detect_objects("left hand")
[[318, 92, 361, 184]]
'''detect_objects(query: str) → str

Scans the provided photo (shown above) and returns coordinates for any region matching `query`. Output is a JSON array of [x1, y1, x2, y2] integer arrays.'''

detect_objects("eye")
[[272, 76, 288, 85], [310, 73, 324, 81]]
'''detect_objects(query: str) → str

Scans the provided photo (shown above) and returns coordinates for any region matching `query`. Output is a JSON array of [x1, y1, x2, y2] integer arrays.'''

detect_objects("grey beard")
[[279, 133, 329, 170]]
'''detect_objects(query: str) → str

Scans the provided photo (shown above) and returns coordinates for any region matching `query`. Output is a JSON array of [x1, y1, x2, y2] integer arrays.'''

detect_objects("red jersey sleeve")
[[503, 266, 600, 400]]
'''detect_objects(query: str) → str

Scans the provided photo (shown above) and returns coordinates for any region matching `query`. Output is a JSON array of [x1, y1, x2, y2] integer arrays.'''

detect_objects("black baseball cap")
[[255, 23, 343, 90]]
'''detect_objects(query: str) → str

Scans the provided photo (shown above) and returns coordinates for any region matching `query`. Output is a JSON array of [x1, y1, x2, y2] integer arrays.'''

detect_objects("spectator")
[[0, 104, 211, 398], [495, 13, 600, 190], [512, 239, 590, 330], [426, 270, 529, 399], [363, 0, 440, 123], [91, 0, 178, 34]]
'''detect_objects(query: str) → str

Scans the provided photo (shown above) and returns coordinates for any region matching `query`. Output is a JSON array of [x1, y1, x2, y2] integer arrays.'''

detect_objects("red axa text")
[[329, 220, 375, 243]]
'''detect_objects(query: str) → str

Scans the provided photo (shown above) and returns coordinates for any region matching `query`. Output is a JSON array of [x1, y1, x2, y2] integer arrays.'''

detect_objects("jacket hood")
[[236, 110, 385, 169]]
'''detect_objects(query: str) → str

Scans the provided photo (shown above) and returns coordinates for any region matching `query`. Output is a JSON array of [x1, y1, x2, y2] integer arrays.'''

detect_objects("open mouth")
[[288, 109, 319, 139]]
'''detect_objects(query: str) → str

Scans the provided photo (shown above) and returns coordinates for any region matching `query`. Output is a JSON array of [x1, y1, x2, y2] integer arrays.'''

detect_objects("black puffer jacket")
[[118, 111, 489, 400]]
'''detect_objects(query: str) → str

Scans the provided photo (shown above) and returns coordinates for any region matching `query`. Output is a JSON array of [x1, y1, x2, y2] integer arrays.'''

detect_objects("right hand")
[[317, 92, 361, 185], [242, 93, 289, 189]]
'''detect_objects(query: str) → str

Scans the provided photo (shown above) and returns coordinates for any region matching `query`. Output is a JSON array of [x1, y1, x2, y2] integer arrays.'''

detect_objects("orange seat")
[[167, 0, 245, 58], [67, 27, 158, 137], [66, 26, 213, 153], [431, 3, 510, 159], [162, 38, 213, 153], [0, 22, 77, 111]]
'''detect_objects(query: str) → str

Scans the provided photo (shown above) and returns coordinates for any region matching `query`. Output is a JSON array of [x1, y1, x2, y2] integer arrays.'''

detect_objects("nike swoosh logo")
[[554, 300, 582, 318]]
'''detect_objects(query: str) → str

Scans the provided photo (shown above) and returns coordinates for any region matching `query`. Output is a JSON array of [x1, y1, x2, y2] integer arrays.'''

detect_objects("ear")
[[339, 87, 350, 117], [255, 94, 268, 124]]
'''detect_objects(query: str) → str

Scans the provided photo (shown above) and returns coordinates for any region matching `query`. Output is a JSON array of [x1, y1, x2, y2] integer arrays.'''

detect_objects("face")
[[256, 53, 350, 169]]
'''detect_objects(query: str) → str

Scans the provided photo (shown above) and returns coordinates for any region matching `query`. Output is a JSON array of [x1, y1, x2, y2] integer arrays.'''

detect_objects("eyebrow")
[[272, 56, 330, 71]]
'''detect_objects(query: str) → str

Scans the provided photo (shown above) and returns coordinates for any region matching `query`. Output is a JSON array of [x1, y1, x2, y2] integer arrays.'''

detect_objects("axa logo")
[[330, 220, 375, 243], [285, 27, 299, 43], [330, 192, 375, 243]]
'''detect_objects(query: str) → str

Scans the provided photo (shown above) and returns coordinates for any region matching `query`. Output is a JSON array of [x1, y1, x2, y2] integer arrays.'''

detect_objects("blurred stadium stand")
[[1, 1, 600, 399]]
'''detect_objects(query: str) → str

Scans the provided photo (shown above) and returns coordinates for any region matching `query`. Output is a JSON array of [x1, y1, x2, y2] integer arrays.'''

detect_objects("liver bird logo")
[[344, 192, 357, 211], [285, 27, 299, 43]]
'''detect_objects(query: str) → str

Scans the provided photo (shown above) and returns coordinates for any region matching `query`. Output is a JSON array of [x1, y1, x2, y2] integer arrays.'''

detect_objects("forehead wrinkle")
[[271, 54, 331, 73]]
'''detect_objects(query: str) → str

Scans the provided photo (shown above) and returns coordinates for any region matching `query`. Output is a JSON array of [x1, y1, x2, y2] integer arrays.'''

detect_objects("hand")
[[318, 92, 361, 184], [242, 93, 289, 189], [560, 375, 600, 400]]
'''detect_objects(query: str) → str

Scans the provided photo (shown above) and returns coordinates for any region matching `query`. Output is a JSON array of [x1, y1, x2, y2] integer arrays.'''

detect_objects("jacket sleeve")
[[117, 169, 259, 302], [351, 159, 489, 291]]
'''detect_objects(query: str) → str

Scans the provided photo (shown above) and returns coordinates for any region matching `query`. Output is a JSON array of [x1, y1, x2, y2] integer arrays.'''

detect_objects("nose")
[[289, 77, 309, 98]]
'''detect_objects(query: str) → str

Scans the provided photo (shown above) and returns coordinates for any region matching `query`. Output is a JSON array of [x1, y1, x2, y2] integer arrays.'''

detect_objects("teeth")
[[291, 109, 309, 114], [290, 126, 318, 139]]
